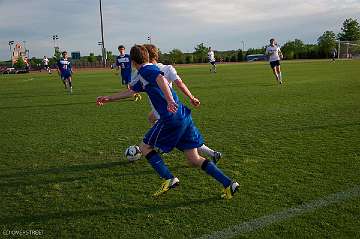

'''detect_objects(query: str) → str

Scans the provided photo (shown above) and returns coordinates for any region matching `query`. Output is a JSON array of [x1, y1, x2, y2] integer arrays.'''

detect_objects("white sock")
[[279, 72, 282, 81], [198, 144, 215, 157]]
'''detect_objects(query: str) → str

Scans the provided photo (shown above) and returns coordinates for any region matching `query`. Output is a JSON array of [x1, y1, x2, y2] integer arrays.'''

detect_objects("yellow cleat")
[[221, 182, 239, 200], [153, 177, 179, 197], [134, 93, 142, 102]]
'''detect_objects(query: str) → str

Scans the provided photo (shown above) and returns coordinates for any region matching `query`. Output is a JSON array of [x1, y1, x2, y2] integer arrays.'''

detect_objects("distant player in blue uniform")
[[97, 45, 239, 199], [116, 45, 132, 86], [116, 45, 141, 101], [57, 51, 73, 93]]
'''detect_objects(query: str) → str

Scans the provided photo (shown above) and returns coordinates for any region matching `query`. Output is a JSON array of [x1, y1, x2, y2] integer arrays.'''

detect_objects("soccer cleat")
[[212, 151, 222, 164], [134, 93, 142, 102], [153, 177, 179, 197], [221, 181, 239, 200]]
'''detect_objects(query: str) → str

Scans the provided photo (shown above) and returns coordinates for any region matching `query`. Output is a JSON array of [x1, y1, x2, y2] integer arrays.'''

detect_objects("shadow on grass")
[[0, 161, 127, 179], [0, 101, 95, 110], [0, 195, 222, 225], [0, 162, 189, 188]]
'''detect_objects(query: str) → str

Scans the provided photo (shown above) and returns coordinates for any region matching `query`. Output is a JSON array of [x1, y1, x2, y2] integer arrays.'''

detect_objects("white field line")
[[197, 186, 360, 239]]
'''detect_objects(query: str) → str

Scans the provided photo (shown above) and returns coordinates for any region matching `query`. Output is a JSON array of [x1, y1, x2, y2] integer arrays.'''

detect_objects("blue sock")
[[146, 150, 173, 180], [201, 160, 231, 188]]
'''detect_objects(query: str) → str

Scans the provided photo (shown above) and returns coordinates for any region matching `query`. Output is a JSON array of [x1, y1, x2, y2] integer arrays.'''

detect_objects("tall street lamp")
[[99, 0, 106, 67]]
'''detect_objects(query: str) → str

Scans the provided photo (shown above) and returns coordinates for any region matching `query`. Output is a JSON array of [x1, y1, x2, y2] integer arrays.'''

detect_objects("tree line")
[[4, 18, 360, 69]]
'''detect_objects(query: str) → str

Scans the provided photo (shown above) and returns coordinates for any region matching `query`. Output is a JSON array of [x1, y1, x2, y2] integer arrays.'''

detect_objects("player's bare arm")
[[156, 74, 178, 113], [96, 89, 135, 106], [174, 79, 200, 107]]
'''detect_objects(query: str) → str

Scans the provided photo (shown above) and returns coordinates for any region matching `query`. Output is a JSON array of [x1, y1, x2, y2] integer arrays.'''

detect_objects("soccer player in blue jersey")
[[97, 45, 239, 199], [116, 45, 141, 101], [57, 51, 73, 94]]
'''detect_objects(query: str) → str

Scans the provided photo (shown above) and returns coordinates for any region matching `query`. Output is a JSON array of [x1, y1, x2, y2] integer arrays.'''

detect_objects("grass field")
[[0, 60, 359, 238]]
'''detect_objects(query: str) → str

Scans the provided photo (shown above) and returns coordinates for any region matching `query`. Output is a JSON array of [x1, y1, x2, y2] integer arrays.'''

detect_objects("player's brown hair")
[[130, 45, 149, 65], [143, 44, 159, 62]]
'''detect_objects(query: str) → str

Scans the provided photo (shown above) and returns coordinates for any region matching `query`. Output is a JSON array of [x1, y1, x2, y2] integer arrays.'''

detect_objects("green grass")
[[0, 60, 359, 238]]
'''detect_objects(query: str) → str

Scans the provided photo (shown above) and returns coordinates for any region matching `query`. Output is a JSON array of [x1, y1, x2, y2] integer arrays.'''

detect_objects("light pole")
[[98, 41, 104, 63], [52, 35, 59, 48], [99, 0, 106, 67], [8, 40, 14, 66], [52, 34, 59, 56], [241, 40, 245, 52], [147, 35, 152, 44]]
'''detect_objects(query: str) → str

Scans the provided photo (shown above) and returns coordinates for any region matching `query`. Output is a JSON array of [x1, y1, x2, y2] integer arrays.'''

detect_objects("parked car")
[[246, 54, 268, 62]]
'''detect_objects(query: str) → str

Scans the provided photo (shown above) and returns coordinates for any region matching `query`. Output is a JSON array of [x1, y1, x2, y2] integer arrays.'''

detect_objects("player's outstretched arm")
[[156, 75, 178, 113], [96, 89, 136, 106], [174, 79, 200, 107]]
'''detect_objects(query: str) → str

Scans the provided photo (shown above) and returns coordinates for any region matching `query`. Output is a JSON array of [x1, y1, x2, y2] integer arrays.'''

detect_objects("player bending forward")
[[265, 38, 283, 84], [97, 45, 239, 199], [144, 44, 222, 163]]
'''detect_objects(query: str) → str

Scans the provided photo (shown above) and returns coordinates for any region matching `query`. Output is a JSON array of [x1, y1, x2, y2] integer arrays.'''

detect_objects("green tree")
[[53, 47, 61, 61], [88, 53, 96, 63], [237, 50, 244, 61], [193, 43, 208, 63], [14, 57, 25, 69], [169, 49, 184, 64], [338, 18, 360, 41], [185, 54, 193, 64], [281, 39, 305, 59], [318, 31, 337, 57], [106, 51, 113, 61]]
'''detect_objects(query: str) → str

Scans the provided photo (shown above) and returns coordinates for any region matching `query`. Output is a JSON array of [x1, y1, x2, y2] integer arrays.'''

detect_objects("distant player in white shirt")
[[42, 56, 51, 74], [265, 38, 283, 84], [208, 47, 216, 73], [143, 44, 222, 163]]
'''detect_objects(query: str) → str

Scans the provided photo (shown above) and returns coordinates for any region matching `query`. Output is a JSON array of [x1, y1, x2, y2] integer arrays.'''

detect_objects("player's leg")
[[140, 143, 179, 197], [67, 76, 73, 93], [276, 64, 282, 84], [61, 76, 67, 89], [270, 62, 279, 82], [184, 148, 239, 199], [179, 117, 239, 199], [197, 144, 222, 163], [141, 121, 181, 196], [148, 111, 158, 125], [213, 62, 217, 73]]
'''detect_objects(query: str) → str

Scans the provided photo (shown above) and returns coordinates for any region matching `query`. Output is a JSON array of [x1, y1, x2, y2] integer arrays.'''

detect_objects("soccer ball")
[[124, 145, 142, 162]]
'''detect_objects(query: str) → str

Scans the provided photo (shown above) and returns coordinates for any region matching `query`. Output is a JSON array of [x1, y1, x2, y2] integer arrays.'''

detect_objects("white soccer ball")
[[124, 145, 142, 162]]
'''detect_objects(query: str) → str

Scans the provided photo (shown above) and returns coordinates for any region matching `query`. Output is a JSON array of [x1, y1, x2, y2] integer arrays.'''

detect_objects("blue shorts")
[[61, 72, 71, 80], [121, 72, 131, 85], [143, 114, 204, 153]]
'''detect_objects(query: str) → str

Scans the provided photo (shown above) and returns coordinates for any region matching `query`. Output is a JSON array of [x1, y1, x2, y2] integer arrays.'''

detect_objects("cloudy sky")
[[0, 0, 359, 60]]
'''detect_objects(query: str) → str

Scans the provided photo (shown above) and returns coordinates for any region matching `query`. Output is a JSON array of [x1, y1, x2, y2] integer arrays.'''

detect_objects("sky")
[[0, 0, 359, 60]]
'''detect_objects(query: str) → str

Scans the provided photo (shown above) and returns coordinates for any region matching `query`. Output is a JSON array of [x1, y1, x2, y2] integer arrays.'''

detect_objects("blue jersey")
[[131, 64, 203, 153], [57, 58, 72, 76], [130, 64, 189, 121], [116, 54, 131, 75]]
